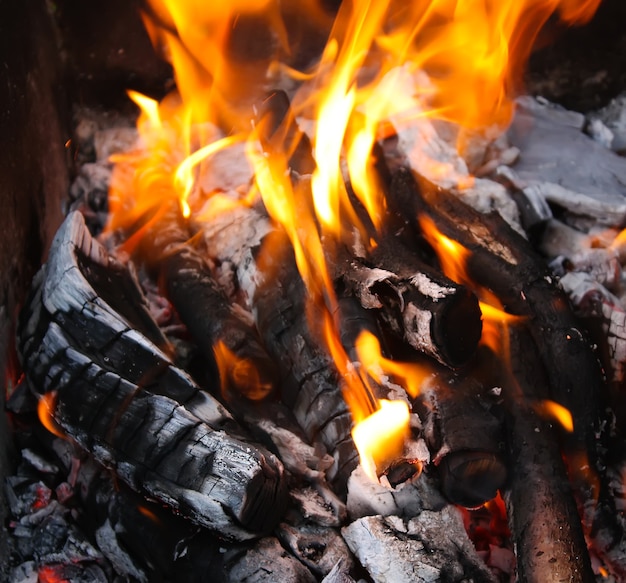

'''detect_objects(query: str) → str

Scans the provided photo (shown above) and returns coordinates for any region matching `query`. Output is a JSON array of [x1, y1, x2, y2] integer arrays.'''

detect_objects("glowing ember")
[[107, 0, 601, 480]]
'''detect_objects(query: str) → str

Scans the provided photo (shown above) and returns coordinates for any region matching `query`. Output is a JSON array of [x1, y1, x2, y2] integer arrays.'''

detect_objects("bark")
[[16, 212, 287, 539], [502, 327, 595, 583]]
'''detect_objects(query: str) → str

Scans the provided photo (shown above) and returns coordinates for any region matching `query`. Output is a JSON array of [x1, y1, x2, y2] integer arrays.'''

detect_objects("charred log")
[[413, 369, 507, 508], [248, 228, 360, 489], [139, 204, 278, 401], [338, 238, 482, 368], [16, 212, 287, 539], [387, 168, 608, 477], [502, 328, 595, 583]]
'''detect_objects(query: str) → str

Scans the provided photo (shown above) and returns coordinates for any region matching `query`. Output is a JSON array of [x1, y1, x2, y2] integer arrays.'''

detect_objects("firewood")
[[502, 328, 595, 583], [16, 211, 288, 540], [413, 369, 507, 508], [247, 228, 361, 489], [139, 203, 278, 401], [337, 239, 483, 368], [386, 168, 608, 476]]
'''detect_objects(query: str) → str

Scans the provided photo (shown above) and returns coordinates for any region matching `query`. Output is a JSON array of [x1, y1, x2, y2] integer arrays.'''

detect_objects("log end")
[[438, 451, 507, 508]]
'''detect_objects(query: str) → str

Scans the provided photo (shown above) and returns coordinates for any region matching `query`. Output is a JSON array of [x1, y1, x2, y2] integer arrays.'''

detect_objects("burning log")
[[413, 370, 507, 509], [243, 227, 360, 488], [386, 167, 608, 474], [138, 203, 278, 401], [338, 238, 483, 368], [502, 329, 596, 583], [16, 211, 287, 540]]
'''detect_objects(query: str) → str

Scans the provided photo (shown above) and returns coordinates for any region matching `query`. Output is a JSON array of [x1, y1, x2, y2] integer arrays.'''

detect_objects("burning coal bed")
[[6, 92, 626, 582], [8, 5, 626, 583]]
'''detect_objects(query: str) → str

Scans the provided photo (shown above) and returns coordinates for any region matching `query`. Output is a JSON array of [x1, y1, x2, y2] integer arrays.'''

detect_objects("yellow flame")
[[352, 399, 411, 482], [109, 0, 601, 479], [355, 330, 430, 399]]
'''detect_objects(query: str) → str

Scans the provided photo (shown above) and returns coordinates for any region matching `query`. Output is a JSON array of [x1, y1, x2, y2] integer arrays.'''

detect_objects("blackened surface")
[[0, 0, 71, 577]]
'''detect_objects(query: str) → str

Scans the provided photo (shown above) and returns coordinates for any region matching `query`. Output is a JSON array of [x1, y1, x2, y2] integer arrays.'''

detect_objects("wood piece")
[[342, 510, 497, 583], [338, 238, 483, 368], [139, 203, 278, 401], [502, 328, 595, 583], [16, 212, 287, 539], [387, 168, 608, 479], [198, 201, 363, 490], [248, 228, 360, 489], [414, 371, 506, 508]]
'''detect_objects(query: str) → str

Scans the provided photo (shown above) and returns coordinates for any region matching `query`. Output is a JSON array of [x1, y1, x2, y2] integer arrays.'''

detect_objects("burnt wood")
[[139, 203, 278, 401], [16, 211, 287, 539], [413, 369, 506, 508], [338, 238, 482, 368], [386, 168, 608, 477], [502, 329, 595, 583]]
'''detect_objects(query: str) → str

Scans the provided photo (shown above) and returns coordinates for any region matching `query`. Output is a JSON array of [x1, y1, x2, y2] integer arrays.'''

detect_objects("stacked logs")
[[13, 92, 620, 581]]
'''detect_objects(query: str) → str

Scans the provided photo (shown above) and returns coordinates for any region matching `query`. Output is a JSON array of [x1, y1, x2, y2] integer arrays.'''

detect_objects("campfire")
[[6, 0, 626, 581]]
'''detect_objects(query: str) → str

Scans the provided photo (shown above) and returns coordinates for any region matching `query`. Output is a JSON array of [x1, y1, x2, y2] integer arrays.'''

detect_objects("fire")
[[37, 392, 66, 440], [352, 398, 411, 482], [536, 399, 574, 432], [107, 0, 600, 480]]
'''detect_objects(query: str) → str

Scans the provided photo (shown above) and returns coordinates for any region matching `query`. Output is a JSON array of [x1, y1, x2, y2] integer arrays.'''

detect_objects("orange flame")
[[37, 392, 66, 439], [108, 0, 600, 479], [535, 399, 574, 432], [213, 340, 273, 401]]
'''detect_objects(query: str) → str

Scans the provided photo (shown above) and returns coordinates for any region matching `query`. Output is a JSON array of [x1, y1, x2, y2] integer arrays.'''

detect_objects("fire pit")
[[3, 0, 626, 581]]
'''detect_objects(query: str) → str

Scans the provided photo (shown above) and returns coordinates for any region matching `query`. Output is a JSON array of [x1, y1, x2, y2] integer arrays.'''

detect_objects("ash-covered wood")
[[139, 203, 278, 401], [338, 238, 482, 368], [16, 211, 287, 540], [342, 509, 497, 583]]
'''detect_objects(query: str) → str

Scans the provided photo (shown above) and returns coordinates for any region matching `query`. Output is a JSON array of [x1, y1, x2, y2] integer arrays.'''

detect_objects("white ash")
[[586, 91, 626, 153], [346, 462, 439, 520], [95, 519, 148, 583], [256, 418, 335, 481], [507, 96, 626, 228], [341, 509, 496, 583]]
